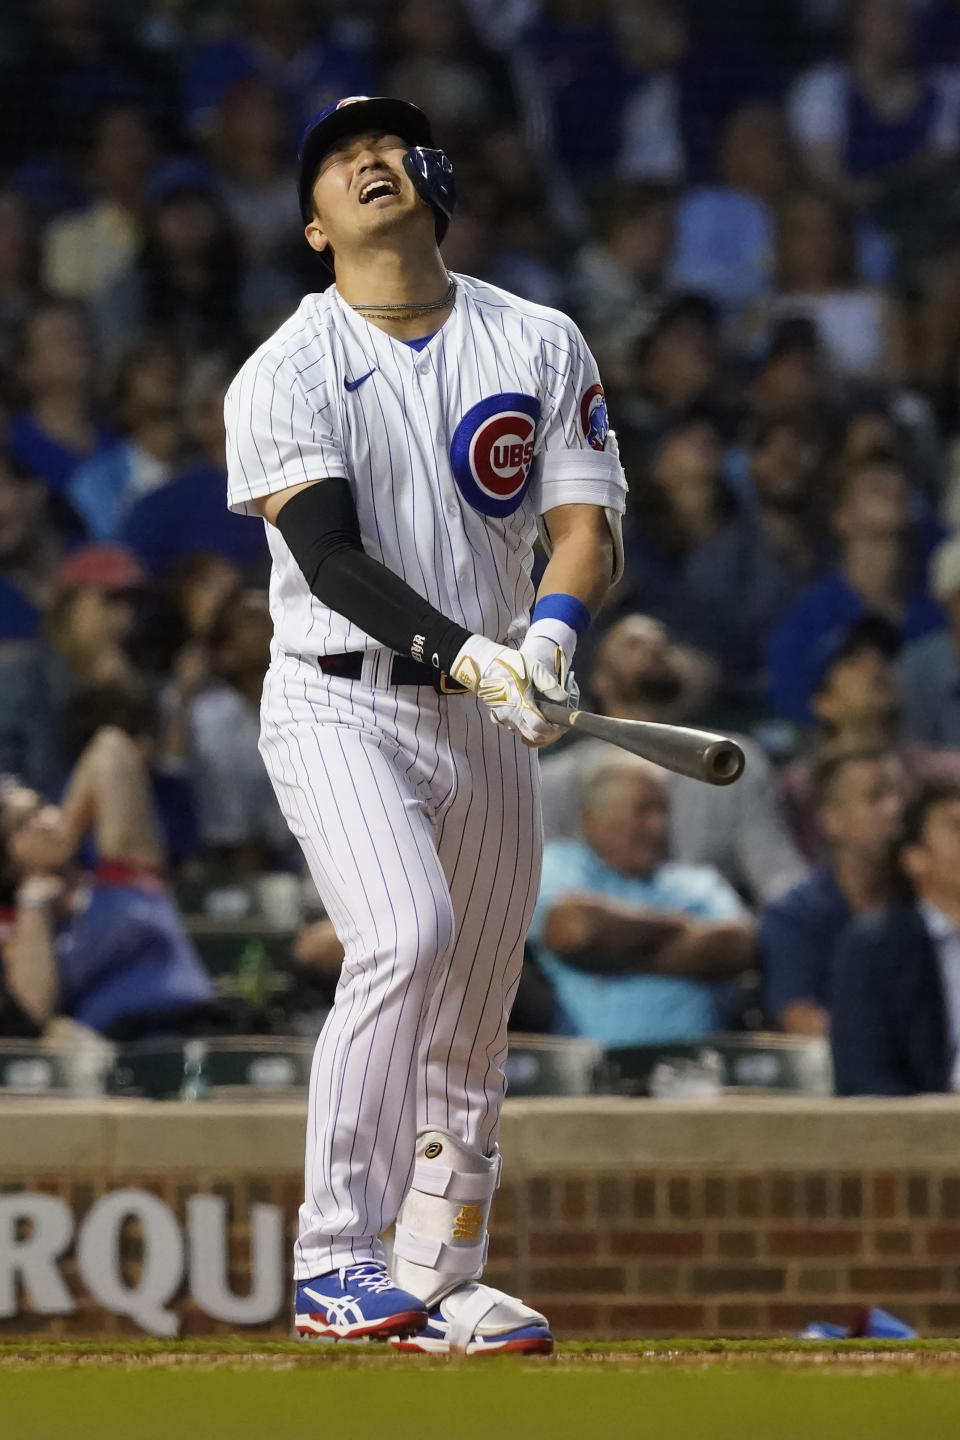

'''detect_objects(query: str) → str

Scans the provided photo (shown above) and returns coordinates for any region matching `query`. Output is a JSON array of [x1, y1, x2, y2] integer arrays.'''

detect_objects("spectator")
[[766, 452, 944, 724], [743, 316, 833, 430], [174, 589, 294, 872], [0, 544, 143, 795], [204, 76, 301, 268], [488, 213, 566, 310], [787, 0, 960, 206], [182, 0, 374, 141], [617, 411, 805, 701], [781, 614, 960, 859], [835, 405, 902, 465], [481, 147, 567, 309], [165, 551, 242, 651], [7, 299, 117, 502], [64, 675, 199, 873], [829, 402, 942, 501], [541, 615, 806, 904], [0, 457, 62, 645], [739, 415, 827, 580], [1, 0, 154, 168], [68, 337, 183, 541], [0, 725, 215, 1039], [919, 0, 960, 69], [671, 101, 789, 315], [901, 536, 960, 748], [766, 187, 905, 381], [761, 743, 905, 1037], [613, 0, 689, 183], [0, 190, 38, 372], [617, 295, 725, 443], [121, 358, 267, 578], [832, 780, 960, 1095], [528, 751, 756, 1047], [519, 0, 645, 182], [41, 103, 155, 305], [384, 0, 509, 149], [95, 159, 250, 369], [570, 182, 675, 364]]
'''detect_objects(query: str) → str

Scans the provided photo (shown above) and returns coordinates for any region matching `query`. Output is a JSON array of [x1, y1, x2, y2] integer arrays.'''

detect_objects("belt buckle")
[[437, 671, 465, 695]]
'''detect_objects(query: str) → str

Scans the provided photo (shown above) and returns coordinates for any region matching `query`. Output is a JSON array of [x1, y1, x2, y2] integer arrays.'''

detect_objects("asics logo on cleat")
[[303, 1288, 368, 1327]]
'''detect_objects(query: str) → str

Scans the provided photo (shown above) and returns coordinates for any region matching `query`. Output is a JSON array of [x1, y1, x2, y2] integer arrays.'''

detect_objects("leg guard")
[[391, 1128, 552, 1355], [392, 1127, 498, 1307]]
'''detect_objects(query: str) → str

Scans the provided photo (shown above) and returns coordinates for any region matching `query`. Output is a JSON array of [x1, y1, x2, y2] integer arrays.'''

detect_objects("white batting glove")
[[519, 626, 581, 716], [449, 636, 565, 746]]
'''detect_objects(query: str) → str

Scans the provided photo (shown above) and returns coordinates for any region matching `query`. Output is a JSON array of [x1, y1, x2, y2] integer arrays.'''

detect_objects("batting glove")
[[449, 636, 565, 746], [519, 625, 581, 716]]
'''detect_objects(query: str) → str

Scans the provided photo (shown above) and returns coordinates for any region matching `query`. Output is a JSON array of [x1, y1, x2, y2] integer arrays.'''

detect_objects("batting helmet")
[[296, 95, 456, 252]]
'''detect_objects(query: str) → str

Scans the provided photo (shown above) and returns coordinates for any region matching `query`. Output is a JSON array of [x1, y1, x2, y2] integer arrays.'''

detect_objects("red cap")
[[54, 545, 145, 593]]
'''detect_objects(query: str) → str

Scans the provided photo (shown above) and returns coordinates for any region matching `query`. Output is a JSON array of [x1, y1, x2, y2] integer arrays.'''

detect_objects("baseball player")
[[225, 95, 626, 1355]]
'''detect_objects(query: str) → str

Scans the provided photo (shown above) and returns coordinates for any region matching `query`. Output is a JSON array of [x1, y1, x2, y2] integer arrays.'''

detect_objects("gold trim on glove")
[[452, 656, 481, 692]]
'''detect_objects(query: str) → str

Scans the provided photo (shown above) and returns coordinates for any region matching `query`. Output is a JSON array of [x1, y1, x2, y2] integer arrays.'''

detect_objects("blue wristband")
[[532, 593, 591, 638]]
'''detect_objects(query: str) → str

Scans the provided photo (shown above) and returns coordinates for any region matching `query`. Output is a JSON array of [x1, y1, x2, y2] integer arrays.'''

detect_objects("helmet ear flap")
[[403, 146, 456, 242]]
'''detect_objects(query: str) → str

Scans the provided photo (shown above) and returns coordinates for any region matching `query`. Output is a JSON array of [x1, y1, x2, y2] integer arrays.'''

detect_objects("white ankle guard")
[[392, 1128, 500, 1307]]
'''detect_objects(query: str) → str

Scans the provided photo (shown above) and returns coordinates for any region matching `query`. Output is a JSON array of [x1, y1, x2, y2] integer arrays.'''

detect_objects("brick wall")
[[491, 1170, 960, 1336], [4, 1097, 960, 1338]]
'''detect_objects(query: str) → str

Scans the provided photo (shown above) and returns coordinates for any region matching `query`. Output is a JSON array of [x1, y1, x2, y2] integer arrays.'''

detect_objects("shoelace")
[[339, 1263, 397, 1295]]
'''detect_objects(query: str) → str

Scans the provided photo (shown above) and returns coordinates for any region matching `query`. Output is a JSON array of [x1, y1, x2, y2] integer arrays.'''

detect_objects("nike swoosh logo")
[[344, 369, 376, 392]]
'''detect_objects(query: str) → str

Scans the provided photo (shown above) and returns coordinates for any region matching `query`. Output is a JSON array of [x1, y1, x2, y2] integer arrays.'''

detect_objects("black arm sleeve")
[[275, 480, 471, 671]]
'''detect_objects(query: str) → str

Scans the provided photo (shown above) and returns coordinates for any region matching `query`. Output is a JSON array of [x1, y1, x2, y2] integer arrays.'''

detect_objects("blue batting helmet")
[[297, 95, 455, 248]]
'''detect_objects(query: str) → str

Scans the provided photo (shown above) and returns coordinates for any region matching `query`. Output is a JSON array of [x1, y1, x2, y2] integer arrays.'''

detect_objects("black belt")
[[317, 652, 467, 693]]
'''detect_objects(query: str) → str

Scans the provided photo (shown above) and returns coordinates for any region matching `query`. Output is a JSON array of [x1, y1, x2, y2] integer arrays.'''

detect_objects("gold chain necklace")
[[348, 277, 457, 322]]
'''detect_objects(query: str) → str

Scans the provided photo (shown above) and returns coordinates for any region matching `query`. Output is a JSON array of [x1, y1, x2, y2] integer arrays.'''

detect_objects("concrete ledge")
[[501, 1096, 960, 1171], [108, 1101, 306, 1175], [0, 1100, 116, 1173], [4, 1095, 960, 1175]]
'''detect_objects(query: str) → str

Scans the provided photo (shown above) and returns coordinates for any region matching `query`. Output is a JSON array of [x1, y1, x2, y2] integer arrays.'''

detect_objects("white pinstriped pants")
[[259, 651, 542, 1279]]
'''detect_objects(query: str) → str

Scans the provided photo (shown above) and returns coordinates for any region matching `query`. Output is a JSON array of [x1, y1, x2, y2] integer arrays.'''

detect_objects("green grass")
[[3, 1341, 960, 1440], [2, 1360, 960, 1440]]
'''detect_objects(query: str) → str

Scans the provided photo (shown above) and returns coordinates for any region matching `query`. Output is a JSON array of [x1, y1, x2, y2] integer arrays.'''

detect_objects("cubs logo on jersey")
[[580, 384, 608, 452], [450, 393, 541, 518]]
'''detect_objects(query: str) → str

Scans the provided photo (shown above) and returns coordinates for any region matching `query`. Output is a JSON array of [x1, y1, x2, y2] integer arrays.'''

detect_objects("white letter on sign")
[[187, 1195, 284, 1324], [77, 1189, 184, 1336], [0, 1195, 74, 1316]]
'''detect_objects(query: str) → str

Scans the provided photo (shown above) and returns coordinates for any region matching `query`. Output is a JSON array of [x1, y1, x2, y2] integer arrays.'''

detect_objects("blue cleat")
[[295, 1263, 428, 1341]]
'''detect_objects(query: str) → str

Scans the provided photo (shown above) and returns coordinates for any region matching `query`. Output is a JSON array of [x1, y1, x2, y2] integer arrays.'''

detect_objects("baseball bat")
[[536, 700, 746, 786]]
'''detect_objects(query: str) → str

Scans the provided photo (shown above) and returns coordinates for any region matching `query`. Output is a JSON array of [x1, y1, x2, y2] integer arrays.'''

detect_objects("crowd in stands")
[[6, 0, 960, 1095]]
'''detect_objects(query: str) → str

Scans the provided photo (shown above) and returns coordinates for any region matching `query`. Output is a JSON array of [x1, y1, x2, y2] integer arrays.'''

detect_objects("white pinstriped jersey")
[[225, 272, 626, 661]]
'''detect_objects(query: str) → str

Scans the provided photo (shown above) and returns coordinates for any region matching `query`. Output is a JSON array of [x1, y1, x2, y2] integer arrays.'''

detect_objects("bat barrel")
[[701, 739, 745, 786], [536, 697, 747, 787]]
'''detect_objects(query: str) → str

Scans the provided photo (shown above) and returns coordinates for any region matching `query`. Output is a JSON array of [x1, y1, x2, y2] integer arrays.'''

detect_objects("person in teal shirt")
[[528, 752, 756, 1047]]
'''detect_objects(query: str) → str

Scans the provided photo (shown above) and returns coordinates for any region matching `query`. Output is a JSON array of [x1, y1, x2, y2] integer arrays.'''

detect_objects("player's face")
[[305, 131, 429, 260]]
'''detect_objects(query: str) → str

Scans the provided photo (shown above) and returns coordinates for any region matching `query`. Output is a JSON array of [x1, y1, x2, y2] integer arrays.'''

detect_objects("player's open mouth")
[[359, 177, 400, 204]]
